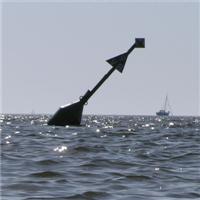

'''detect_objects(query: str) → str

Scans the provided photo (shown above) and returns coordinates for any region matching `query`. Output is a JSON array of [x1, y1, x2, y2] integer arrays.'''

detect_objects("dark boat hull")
[[156, 110, 169, 116]]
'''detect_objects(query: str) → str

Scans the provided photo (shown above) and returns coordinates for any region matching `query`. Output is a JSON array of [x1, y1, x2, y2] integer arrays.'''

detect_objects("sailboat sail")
[[156, 95, 172, 116]]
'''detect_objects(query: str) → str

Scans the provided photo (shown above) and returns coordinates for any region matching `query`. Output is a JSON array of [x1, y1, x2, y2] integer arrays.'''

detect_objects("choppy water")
[[1, 114, 200, 200]]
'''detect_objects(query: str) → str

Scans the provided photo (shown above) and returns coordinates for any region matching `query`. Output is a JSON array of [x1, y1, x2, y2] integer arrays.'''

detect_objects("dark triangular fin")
[[106, 53, 128, 73]]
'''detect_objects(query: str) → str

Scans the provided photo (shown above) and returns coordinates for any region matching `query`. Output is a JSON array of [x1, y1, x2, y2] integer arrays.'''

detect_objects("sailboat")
[[156, 95, 171, 116]]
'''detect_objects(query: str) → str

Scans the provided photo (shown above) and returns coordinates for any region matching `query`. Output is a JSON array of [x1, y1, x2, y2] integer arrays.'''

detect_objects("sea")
[[1, 114, 200, 200]]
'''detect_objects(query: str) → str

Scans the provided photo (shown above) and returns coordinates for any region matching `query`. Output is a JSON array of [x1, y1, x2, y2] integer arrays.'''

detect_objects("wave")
[[30, 171, 63, 178]]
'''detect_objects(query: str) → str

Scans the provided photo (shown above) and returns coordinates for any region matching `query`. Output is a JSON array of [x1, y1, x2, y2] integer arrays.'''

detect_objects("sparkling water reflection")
[[1, 114, 200, 200]]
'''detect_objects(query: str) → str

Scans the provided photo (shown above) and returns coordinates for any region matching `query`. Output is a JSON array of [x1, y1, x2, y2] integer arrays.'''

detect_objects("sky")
[[1, 0, 199, 116]]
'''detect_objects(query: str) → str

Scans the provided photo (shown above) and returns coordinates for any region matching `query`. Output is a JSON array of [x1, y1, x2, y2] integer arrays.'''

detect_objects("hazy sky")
[[1, 1, 199, 116]]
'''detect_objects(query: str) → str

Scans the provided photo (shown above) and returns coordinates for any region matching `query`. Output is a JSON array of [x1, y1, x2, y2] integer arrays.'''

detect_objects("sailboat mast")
[[164, 95, 168, 111]]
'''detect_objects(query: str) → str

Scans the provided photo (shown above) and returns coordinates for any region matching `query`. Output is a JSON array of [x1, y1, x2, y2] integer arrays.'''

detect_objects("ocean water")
[[1, 114, 200, 200]]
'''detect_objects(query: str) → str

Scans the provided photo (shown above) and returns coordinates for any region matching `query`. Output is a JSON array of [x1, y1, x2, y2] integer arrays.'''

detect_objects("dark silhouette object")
[[48, 38, 145, 126]]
